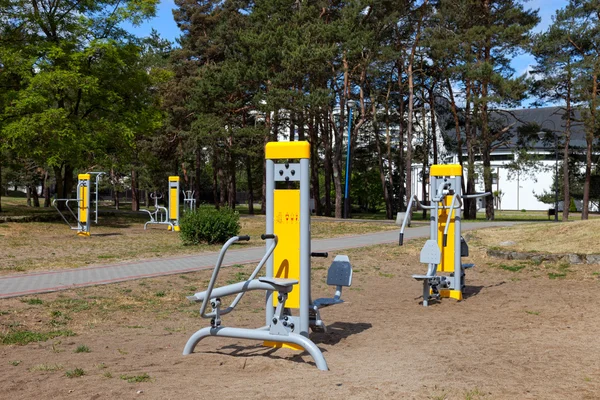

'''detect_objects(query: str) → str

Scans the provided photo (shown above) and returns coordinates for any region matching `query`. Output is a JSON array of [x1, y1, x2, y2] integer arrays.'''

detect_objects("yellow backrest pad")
[[437, 195, 455, 273], [273, 189, 301, 308]]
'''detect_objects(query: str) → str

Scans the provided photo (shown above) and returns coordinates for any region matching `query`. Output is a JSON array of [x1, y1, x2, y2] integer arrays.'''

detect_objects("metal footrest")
[[313, 297, 344, 308], [412, 274, 435, 281], [462, 263, 475, 269]]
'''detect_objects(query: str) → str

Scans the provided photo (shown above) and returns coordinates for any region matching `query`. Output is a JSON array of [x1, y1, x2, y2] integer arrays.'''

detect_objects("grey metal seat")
[[314, 255, 352, 309]]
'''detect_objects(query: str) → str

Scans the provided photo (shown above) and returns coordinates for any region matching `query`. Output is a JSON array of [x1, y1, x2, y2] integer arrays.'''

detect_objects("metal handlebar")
[[199, 235, 279, 319], [463, 192, 491, 199]]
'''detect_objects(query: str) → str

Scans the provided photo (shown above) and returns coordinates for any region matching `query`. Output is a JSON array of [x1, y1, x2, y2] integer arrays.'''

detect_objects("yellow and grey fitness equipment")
[[183, 141, 352, 371], [399, 164, 490, 306], [142, 176, 181, 231], [53, 172, 105, 236]]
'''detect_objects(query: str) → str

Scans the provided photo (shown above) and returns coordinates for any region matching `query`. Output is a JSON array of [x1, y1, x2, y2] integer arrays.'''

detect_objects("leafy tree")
[[0, 0, 160, 210]]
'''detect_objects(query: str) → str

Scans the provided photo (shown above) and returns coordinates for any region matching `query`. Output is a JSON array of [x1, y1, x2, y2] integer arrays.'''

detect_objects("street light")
[[539, 124, 559, 222], [344, 99, 356, 219]]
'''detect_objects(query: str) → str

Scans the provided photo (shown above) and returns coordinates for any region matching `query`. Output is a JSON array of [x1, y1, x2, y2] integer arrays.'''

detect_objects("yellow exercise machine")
[[183, 141, 352, 370], [400, 164, 490, 306]]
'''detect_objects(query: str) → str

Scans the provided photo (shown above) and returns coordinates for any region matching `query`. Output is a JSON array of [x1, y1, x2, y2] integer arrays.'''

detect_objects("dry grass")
[[0, 214, 395, 275], [472, 219, 600, 254]]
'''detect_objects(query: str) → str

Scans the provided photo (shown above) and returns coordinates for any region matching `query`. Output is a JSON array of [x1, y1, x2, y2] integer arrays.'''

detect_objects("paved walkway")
[[0, 221, 519, 299]]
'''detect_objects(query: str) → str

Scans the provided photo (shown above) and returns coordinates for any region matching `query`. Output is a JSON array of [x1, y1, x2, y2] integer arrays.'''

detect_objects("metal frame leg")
[[182, 327, 328, 371]]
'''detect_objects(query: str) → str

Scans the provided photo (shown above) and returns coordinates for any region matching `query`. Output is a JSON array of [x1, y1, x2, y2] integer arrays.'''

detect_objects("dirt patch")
[[1, 241, 599, 399]]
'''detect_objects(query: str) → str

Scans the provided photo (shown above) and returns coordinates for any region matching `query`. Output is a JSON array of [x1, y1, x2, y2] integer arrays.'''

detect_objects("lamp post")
[[344, 100, 356, 219]]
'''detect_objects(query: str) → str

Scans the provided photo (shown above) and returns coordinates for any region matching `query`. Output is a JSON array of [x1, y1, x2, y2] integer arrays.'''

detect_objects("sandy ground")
[[1, 238, 600, 400]]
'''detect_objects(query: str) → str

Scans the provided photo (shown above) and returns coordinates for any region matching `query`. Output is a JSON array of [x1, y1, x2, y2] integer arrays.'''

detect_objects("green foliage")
[[65, 368, 86, 378], [74, 345, 91, 353], [569, 198, 577, 212], [179, 208, 240, 245], [1, 330, 75, 345], [120, 373, 151, 383]]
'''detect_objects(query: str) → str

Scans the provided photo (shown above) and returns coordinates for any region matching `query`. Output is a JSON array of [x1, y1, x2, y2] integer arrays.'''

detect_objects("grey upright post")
[[453, 175, 462, 292], [299, 157, 310, 337], [265, 159, 275, 326]]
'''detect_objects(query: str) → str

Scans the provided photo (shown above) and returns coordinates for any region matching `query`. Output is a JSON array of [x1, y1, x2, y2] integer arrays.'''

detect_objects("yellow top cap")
[[430, 164, 462, 177], [265, 141, 310, 160], [78, 174, 91, 180], [169, 176, 180, 182]]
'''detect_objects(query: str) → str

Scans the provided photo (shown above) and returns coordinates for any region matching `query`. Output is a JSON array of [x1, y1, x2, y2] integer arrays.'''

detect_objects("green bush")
[[569, 198, 577, 213], [179, 208, 240, 245]]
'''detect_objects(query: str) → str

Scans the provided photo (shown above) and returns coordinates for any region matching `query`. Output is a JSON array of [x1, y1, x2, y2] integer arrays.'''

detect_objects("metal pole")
[[344, 103, 354, 219], [554, 135, 559, 222]]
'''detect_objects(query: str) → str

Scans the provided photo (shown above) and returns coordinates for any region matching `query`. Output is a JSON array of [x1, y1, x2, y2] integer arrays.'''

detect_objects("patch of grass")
[[525, 310, 540, 315], [117, 348, 128, 355], [52, 298, 90, 312], [1, 329, 75, 345], [378, 272, 394, 278], [548, 272, 567, 279], [9, 360, 22, 366], [29, 363, 63, 372], [227, 271, 248, 285], [21, 298, 43, 305], [494, 264, 526, 272], [103, 371, 113, 378], [126, 325, 145, 329], [74, 344, 90, 353], [155, 291, 166, 297], [96, 363, 107, 369], [97, 255, 118, 259], [592, 272, 600, 276], [465, 387, 486, 400], [120, 373, 151, 383], [65, 368, 85, 378], [185, 286, 197, 292]]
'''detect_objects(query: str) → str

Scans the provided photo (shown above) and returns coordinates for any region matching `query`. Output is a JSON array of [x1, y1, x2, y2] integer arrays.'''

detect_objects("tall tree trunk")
[[323, 112, 333, 217], [563, 79, 572, 222], [446, 78, 467, 198], [429, 85, 438, 165], [32, 184, 40, 207], [212, 152, 220, 210], [332, 55, 349, 219], [582, 73, 596, 220], [0, 163, 2, 212], [405, 57, 415, 214], [373, 104, 393, 219], [481, 9, 494, 221], [309, 113, 321, 216], [131, 168, 139, 211], [195, 147, 202, 206], [246, 155, 254, 215], [43, 170, 50, 207]]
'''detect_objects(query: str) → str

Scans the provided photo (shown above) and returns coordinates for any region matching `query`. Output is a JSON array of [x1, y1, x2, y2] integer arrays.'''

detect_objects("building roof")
[[442, 106, 590, 152]]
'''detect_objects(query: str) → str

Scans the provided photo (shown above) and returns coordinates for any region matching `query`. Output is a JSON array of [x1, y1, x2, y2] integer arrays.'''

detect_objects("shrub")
[[179, 208, 240, 245], [569, 198, 577, 212]]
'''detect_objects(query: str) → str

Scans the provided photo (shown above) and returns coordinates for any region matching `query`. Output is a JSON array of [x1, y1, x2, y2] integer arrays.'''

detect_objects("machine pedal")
[[463, 263, 475, 269]]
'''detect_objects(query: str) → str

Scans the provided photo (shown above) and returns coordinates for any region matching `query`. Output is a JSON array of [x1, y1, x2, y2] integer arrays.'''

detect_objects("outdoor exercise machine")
[[141, 176, 181, 231], [182, 190, 196, 213], [53, 171, 105, 237], [399, 164, 490, 306], [183, 141, 353, 371]]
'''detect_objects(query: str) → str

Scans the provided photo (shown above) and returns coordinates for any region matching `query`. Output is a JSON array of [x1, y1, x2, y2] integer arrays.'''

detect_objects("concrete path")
[[0, 221, 519, 299]]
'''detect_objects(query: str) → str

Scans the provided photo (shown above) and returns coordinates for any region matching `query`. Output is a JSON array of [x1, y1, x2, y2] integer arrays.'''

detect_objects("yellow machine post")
[[272, 190, 301, 309], [168, 176, 180, 231], [77, 174, 91, 237], [430, 164, 463, 301]]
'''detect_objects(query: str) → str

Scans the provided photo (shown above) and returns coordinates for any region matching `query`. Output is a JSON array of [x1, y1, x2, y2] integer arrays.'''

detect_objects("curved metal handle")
[[463, 192, 491, 199]]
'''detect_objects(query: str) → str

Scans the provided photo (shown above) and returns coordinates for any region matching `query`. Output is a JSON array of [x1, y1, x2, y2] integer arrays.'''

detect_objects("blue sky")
[[125, 0, 567, 80]]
